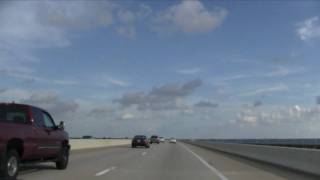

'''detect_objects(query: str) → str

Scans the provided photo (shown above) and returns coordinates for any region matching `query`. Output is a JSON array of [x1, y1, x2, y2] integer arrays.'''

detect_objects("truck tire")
[[56, 146, 69, 170], [0, 150, 20, 180]]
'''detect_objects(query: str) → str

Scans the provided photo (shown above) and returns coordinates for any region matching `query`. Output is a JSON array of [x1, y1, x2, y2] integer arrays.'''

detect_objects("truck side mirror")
[[58, 121, 65, 130]]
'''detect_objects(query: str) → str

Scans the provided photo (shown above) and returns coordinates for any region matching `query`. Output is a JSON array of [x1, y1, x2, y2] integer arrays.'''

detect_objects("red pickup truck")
[[0, 103, 70, 180]]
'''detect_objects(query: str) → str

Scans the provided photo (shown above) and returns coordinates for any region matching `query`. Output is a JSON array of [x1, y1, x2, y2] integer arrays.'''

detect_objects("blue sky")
[[0, 0, 320, 138]]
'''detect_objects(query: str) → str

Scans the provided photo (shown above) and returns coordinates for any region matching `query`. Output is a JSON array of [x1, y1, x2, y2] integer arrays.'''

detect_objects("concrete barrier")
[[70, 139, 131, 151], [184, 140, 320, 176]]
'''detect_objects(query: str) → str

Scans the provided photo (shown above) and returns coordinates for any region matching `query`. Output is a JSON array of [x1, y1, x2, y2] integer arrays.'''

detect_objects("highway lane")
[[18, 142, 318, 180]]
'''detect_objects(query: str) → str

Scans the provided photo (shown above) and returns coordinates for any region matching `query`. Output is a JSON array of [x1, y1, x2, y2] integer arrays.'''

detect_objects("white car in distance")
[[169, 138, 177, 143], [159, 137, 165, 143]]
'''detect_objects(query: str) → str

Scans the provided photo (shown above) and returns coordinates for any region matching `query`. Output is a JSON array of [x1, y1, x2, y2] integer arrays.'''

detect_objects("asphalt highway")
[[18, 142, 317, 180]]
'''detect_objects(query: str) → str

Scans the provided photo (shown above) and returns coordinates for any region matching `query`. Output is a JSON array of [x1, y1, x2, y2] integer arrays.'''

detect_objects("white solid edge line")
[[95, 166, 117, 177], [180, 143, 229, 180]]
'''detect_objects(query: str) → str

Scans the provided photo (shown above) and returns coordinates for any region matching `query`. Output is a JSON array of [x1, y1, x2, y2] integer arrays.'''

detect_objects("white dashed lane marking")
[[94, 166, 117, 177]]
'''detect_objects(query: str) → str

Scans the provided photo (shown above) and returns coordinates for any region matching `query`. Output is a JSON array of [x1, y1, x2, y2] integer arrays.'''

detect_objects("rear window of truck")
[[134, 136, 146, 139], [0, 105, 29, 124]]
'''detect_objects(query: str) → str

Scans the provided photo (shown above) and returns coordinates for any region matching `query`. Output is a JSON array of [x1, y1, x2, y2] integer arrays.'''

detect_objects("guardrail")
[[194, 138, 320, 149], [70, 139, 131, 150], [183, 140, 320, 176]]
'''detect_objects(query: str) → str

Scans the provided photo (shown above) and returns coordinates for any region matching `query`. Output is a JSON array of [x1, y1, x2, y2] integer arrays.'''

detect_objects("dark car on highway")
[[0, 103, 70, 180], [149, 135, 160, 144], [131, 135, 150, 148]]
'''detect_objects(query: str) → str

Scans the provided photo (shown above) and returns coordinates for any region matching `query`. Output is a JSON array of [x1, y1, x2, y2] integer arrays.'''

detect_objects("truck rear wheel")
[[56, 146, 69, 170], [0, 150, 20, 180]]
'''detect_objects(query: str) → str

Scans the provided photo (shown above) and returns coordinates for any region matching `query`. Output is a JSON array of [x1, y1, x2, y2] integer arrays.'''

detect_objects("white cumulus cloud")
[[297, 16, 320, 41], [153, 0, 227, 34]]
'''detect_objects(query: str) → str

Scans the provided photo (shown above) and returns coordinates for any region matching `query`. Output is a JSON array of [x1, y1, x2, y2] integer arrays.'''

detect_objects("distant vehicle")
[[132, 135, 150, 148], [149, 135, 160, 144], [169, 138, 177, 143], [82, 135, 93, 139], [159, 137, 165, 143], [0, 103, 70, 180]]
